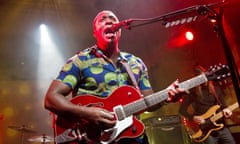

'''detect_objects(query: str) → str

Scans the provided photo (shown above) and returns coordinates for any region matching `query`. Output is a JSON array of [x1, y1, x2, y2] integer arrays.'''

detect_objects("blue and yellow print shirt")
[[56, 46, 152, 97]]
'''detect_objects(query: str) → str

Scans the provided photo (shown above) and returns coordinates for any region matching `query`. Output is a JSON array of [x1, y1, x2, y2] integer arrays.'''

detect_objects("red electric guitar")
[[54, 64, 230, 144]]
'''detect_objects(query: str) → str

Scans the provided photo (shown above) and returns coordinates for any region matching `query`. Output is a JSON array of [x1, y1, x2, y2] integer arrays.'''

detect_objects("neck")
[[97, 43, 120, 66], [98, 42, 119, 58]]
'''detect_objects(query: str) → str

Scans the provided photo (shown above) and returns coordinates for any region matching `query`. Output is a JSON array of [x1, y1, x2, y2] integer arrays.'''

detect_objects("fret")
[[122, 74, 208, 116], [210, 102, 239, 122]]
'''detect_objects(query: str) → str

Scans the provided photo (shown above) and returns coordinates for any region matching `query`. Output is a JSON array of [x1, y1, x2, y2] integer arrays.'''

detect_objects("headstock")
[[205, 64, 231, 81]]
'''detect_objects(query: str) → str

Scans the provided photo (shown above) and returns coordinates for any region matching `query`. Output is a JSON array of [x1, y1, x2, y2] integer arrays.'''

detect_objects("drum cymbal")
[[8, 125, 36, 133], [28, 135, 54, 143]]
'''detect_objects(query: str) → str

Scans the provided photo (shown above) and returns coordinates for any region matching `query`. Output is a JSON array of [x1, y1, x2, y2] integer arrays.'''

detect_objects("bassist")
[[179, 65, 235, 144]]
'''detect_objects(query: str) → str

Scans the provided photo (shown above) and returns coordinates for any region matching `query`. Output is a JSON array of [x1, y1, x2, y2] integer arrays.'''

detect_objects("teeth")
[[105, 33, 115, 37]]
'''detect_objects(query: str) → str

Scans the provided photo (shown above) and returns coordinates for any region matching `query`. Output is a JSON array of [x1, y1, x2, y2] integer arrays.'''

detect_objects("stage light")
[[38, 24, 64, 81], [209, 17, 217, 23], [185, 31, 194, 41], [178, 98, 183, 103], [157, 117, 162, 121], [167, 29, 195, 48], [144, 111, 150, 114], [165, 16, 198, 28]]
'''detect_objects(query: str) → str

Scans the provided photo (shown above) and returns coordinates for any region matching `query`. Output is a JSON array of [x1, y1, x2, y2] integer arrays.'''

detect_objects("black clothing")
[[179, 82, 235, 144], [180, 83, 226, 121]]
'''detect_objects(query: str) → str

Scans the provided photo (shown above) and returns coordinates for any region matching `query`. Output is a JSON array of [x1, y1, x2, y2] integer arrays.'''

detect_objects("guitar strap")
[[119, 60, 151, 144], [120, 60, 140, 90]]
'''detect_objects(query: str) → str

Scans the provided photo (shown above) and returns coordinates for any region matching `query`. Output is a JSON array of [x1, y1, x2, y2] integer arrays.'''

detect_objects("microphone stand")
[[121, 0, 240, 103], [210, 8, 240, 103], [121, 1, 225, 29]]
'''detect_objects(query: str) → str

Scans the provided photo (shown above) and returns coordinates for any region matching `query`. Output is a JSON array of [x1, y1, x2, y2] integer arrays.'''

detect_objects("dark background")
[[0, 0, 239, 143]]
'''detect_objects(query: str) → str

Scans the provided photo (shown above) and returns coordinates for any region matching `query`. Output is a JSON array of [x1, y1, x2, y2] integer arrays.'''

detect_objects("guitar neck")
[[121, 74, 208, 117], [210, 102, 239, 122]]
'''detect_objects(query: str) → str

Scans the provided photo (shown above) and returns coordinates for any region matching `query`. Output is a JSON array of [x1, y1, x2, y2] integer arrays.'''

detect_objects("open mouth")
[[105, 33, 115, 38], [104, 28, 117, 38]]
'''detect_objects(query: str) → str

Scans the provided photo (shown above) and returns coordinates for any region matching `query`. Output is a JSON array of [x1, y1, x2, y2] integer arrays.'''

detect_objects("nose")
[[105, 20, 114, 26]]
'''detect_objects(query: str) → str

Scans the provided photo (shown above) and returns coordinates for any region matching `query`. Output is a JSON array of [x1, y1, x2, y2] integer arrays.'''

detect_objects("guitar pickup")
[[114, 105, 126, 120]]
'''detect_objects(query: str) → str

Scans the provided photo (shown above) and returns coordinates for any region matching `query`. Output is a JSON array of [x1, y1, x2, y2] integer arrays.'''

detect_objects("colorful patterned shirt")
[[56, 46, 152, 97]]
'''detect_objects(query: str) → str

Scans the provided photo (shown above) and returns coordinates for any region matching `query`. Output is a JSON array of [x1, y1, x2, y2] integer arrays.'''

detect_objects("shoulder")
[[120, 51, 144, 63], [120, 51, 148, 72], [66, 48, 93, 63]]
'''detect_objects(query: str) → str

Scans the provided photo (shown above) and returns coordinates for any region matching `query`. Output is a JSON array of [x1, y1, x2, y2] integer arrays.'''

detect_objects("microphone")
[[105, 19, 133, 33]]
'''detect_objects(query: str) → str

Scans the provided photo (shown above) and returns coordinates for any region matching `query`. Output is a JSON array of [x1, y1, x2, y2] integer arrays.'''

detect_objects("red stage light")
[[185, 31, 194, 41]]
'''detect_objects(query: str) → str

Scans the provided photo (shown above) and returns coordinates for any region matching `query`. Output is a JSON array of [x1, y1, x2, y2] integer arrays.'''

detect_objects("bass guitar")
[[55, 64, 230, 144], [183, 102, 239, 142]]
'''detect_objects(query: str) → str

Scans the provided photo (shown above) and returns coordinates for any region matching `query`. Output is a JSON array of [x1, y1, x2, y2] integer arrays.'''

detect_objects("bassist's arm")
[[212, 83, 233, 118], [179, 93, 194, 120], [179, 94, 206, 124]]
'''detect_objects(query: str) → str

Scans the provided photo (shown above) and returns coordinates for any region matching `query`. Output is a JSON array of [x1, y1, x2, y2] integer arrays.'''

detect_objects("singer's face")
[[93, 11, 121, 48]]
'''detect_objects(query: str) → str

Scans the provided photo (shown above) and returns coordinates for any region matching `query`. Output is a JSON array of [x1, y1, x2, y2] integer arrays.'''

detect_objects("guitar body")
[[184, 105, 224, 142], [55, 86, 145, 144]]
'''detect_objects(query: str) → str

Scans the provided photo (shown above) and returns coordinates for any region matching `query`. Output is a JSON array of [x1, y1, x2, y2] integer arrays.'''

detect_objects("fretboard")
[[122, 74, 208, 117], [211, 102, 239, 122]]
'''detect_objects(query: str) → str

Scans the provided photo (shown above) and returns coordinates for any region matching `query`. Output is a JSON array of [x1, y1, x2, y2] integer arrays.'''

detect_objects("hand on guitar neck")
[[222, 108, 233, 118], [193, 107, 233, 125]]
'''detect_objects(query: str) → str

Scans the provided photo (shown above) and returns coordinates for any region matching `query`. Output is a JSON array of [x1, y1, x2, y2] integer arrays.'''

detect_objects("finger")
[[167, 86, 177, 93], [100, 110, 114, 119], [173, 79, 179, 88], [226, 111, 232, 117], [185, 89, 190, 94], [100, 119, 116, 127], [168, 90, 176, 97]]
